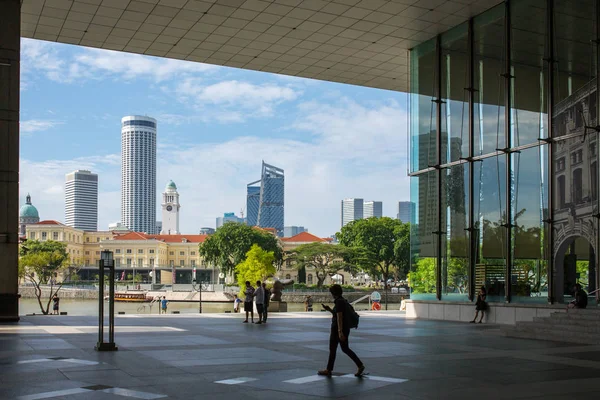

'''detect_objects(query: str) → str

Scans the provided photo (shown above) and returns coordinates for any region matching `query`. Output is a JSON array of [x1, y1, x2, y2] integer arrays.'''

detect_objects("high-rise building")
[[65, 170, 98, 231], [216, 212, 245, 228], [247, 161, 284, 236], [121, 115, 157, 234], [364, 201, 383, 218], [284, 226, 307, 237], [341, 198, 363, 227], [160, 180, 180, 234], [199, 227, 215, 235], [397, 201, 415, 223], [246, 183, 260, 227]]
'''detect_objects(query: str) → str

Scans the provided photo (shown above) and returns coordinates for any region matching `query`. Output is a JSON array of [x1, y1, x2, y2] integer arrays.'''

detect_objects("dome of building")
[[165, 180, 177, 191], [19, 194, 39, 219]]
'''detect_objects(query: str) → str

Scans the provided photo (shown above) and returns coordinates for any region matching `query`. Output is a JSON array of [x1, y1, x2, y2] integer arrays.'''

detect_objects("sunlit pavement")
[[2, 311, 600, 399]]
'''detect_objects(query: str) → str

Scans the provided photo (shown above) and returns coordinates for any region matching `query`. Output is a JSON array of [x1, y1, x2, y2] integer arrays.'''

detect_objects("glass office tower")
[[409, 0, 599, 305]]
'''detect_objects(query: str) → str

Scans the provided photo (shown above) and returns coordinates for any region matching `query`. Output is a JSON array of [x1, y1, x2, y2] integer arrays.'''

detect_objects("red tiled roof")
[[33, 220, 65, 226], [281, 231, 330, 243], [114, 232, 208, 243]]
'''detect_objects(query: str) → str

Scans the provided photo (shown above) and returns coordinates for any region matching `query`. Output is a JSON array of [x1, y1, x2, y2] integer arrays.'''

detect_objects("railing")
[[350, 294, 371, 308]]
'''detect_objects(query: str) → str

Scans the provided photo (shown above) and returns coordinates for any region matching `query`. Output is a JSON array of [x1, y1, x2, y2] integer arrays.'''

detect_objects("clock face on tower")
[[166, 205, 173, 212]]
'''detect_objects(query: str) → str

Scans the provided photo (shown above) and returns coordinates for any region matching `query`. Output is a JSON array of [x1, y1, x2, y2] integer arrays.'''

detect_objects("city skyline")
[[19, 38, 409, 237]]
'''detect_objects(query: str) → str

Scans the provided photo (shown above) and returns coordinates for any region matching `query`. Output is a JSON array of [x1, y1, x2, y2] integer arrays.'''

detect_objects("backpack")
[[344, 299, 360, 329]]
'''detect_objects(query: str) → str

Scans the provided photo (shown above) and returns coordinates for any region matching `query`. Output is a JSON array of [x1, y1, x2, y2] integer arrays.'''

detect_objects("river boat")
[[105, 292, 152, 302]]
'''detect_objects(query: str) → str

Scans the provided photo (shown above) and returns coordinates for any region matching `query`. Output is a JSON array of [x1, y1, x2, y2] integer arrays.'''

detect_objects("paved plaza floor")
[[1, 311, 600, 399]]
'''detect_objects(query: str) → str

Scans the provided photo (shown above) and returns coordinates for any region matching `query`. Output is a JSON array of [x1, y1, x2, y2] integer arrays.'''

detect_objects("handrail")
[[350, 294, 371, 306], [588, 288, 599, 296]]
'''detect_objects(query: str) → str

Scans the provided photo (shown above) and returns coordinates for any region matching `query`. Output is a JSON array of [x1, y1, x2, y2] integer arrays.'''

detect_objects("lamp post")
[[192, 269, 209, 314], [96, 249, 118, 351]]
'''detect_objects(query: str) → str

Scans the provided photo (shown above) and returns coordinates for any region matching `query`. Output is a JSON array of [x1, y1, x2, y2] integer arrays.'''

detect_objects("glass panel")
[[476, 156, 507, 302], [512, 146, 548, 302], [410, 38, 437, 172], [473, 4, 506, 156], [409, 171, 438, 299], [441, 164, 470, 300], [511, 0, 547, 145], [441, 23, 469, 163]]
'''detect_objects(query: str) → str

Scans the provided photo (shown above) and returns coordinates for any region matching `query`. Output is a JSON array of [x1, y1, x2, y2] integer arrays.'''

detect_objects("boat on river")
[[105, 292, 153, 302]]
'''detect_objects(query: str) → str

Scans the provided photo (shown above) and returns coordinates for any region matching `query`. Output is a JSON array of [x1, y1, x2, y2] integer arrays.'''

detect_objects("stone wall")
[[19, 286, 99, 299], [281, 292, 406, 306]]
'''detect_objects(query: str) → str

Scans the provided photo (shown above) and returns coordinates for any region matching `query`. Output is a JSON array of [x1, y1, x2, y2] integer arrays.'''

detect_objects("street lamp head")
[[101, 250, 114, 262]]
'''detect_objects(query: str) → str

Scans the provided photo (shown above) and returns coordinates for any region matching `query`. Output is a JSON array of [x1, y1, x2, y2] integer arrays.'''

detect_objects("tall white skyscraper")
[[364, 201, 383, 218], [65, 170, 98, 231], [121, 115, 157, 234], [341, 198, 364, 227], [398, 201, 415, 223]]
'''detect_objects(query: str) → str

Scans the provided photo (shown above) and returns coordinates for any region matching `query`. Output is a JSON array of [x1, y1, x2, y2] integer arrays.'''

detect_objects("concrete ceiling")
[[20, 0, 503, 92]]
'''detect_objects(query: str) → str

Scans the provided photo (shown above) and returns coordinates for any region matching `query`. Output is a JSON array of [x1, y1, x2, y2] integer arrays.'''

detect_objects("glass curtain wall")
[[409, 0, 600, 304]]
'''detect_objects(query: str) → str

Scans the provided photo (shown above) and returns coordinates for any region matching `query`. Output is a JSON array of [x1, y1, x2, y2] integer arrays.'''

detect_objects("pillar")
[[0, 0, 20, 322]]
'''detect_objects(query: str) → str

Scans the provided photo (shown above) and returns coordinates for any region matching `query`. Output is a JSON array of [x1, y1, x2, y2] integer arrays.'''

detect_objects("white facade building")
[[121, 115, 157, 234], [160, 180, 180, 235], [341, 198, 364, 227], [65, 170, 98, 231], [364, 201, 383, 218]]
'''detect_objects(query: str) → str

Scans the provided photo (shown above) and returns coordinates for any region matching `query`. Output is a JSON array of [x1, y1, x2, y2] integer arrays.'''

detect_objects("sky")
[[19, 38, 409, 238]]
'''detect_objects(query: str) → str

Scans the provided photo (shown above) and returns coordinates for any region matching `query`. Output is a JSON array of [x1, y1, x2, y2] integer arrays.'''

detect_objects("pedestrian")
[[567, 283, 588, 310], [254, 280, 265, 324], [243, 281, 255, 323], [52, 294, 60, 315], [161, 296, 168, 314], [262, 282, 270, 323], [471, 286, 487, 323], [233, 294, 242, 313], [305, 295, 313, 312], [318, 284, 365, 377]]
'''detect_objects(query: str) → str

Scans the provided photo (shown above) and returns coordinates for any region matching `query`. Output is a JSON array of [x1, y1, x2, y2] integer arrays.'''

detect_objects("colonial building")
[[19, 194, 40, 237]]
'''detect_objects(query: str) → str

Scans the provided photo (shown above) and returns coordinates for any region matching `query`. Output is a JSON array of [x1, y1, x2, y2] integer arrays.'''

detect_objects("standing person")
[[305, 295, 313, 312], [262, 282, 270, 323], [471, 286, 487, 323], [233, 294, 242, 313], [254, 280, 265, 324], [243, 281, 255, 323], [52, 294, 60, 315], [318, 284, 364, 377], [161, 296, 168, 314]]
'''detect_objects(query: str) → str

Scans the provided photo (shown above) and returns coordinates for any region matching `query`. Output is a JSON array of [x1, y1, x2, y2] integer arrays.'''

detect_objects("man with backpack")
[[318, 284, 364, 377]]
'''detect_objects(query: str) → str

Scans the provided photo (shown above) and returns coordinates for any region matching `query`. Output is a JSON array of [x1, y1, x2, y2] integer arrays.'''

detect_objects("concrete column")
[[0, 0, 20, 322]]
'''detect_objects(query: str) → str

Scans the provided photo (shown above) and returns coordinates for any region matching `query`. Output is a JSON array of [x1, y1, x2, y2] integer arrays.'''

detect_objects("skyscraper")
[[121, 115, 157, 234], [216, 212, 245, 228], [341, 198, 364, 227], [246, 161, 285, 236], [246, 183, 260, 227], [284, 226, 307, 237], [397, 201, 415, 223], [364, 201, 383, 218], [65, 170, 98, 231]]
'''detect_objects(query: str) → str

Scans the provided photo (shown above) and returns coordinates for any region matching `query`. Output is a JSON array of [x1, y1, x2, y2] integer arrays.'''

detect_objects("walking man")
[[161, 296, 168, 314], [262, 282, 270, 323], [318, 284, 365, 377], [254, 280, 265, 324], [243, 281, 255, 323]]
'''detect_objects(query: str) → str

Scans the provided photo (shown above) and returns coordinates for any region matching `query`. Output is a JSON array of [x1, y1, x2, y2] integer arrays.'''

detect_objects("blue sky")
[[20, 38, 409, 237]]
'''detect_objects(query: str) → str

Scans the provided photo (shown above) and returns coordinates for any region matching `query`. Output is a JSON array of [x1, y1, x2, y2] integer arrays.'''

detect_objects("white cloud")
[[20, 120, 63, 134], [20, 38, 215, 85]]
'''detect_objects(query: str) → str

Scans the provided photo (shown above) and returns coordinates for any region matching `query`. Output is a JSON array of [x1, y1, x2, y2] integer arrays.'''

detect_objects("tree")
[[337, 217, 410, 309], [235, 244, 276, 296], [288, 242, 355, 287], [19, 240, 71, 315], [198, 222, 283, 275], [409, 258, 436, 294]]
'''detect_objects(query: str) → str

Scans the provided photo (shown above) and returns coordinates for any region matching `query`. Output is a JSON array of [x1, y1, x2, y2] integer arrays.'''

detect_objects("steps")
[[502, 308, 600, 344]]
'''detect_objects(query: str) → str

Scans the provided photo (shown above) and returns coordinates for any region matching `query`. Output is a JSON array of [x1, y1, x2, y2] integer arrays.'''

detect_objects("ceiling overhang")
[[20, 0, 503, 92]]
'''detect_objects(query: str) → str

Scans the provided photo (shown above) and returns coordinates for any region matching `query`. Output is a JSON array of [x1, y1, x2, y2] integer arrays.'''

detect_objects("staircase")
[[502, 308, 600, 344]]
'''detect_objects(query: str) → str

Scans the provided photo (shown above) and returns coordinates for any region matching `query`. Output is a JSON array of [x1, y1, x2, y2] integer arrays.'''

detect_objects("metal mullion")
[[468, 17, 476, 302], [596, 0, 600, 304], [435, 34, 443, 301], [546, 0, 555, 304], [504, 0, 513, 303]]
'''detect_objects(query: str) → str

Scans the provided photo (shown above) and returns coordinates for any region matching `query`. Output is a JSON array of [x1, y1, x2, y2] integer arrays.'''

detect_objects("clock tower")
[[160, 180, 180, 234]]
